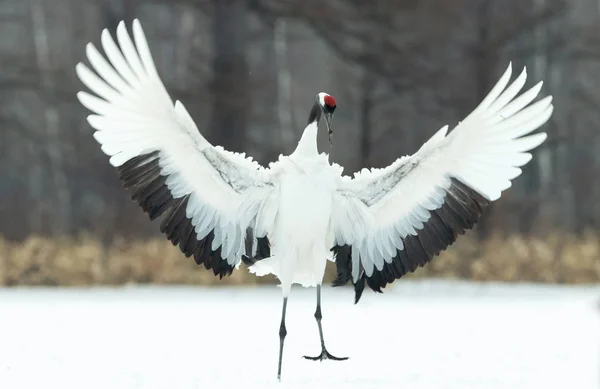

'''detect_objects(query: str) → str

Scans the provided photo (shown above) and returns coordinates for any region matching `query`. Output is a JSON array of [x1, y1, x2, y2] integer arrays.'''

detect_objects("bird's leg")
[[277, 296, 288, 381], [303, 285, 348, 361]]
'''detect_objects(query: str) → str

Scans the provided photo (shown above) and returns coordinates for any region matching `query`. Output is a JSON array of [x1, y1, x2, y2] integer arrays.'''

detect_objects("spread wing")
[[331, 63, 553, 302], [76, 19, 278, 277]]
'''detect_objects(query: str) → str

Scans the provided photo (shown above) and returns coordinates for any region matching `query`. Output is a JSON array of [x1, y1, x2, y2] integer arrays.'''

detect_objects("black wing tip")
[[354, 276, 365, 304], [331, 243, 352, 286], [243, 229, 272, 266], [340, 177, 493, 301], [241, 254, 254, 266], [332, 268, 352, 287], [331, 278, 349, 287], [116, 151, 241, 279]]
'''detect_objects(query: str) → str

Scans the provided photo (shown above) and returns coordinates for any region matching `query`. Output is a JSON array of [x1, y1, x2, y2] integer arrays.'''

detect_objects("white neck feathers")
[[291, 121, 319, 157]]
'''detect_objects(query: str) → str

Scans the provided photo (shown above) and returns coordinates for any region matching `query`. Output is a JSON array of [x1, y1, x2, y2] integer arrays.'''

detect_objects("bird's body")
[[250, 150, 342, 292], [76, 19, 554, 381]]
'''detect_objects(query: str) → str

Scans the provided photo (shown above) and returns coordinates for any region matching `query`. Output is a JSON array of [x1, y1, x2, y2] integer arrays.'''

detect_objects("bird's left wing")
[[331, 64, 553, 302], [76, 20, 278, 277]]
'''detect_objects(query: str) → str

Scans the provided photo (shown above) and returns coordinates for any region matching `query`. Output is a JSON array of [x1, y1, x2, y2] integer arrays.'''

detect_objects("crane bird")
[[76, 19, 553, 381]]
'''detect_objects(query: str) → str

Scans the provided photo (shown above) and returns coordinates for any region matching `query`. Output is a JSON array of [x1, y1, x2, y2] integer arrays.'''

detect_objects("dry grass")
[[0, 231, 599, 287], [416, 231, 600, 283]]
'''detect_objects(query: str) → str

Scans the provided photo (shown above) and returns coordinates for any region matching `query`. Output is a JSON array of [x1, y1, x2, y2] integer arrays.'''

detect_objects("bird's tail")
[[248, 245, 327, 291], [248, 256, 278, 277]]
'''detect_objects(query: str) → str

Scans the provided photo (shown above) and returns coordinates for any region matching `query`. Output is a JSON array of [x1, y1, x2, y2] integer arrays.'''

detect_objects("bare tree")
[[2, 0, 600, 244], [209, 0, 250, 153], [29, 0, 72, 235], [274, 18, 297, 150]]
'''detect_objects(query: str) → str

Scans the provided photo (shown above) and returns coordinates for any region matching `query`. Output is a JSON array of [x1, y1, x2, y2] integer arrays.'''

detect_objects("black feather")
[[116, 151, 270, 278], [334, 177, 491, 303]]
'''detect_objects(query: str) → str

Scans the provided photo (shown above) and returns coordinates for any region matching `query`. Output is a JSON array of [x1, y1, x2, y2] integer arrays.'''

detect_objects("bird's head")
[[317, 92, 336, 146]]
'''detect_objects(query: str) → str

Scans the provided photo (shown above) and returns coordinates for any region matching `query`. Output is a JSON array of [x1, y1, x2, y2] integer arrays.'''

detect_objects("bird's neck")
[[293, 121, 319, 157], [292, 103, 321, 157]]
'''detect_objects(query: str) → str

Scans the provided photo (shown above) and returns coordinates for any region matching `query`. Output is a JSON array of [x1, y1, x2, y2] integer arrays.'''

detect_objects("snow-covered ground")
[[0, 280, 598, 389]]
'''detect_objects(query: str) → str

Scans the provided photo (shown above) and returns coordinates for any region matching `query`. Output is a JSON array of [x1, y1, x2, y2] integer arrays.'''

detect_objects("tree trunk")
[[210, 0, 249, 152], [474, 0, 495, 239], [359, 71, 374, 167], [274, 18, 296, 152], [30, 0, 71, 235]]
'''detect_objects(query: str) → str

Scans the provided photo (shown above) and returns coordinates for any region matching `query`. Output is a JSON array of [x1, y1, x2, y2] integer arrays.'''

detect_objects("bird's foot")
[[303, 348, 348, 362]]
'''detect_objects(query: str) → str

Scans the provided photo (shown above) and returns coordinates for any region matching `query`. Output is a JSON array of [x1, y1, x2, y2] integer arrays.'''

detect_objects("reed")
[[0, 231, 598, 286]]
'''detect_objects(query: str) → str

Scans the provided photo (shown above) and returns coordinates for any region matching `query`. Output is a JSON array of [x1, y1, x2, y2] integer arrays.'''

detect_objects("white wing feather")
[[334, 63, 553, 280], [77, 19, 277, 266]]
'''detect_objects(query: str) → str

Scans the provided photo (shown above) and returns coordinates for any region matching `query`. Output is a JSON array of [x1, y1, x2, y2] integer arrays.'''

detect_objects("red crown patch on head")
[[324, 95, 336, 107]]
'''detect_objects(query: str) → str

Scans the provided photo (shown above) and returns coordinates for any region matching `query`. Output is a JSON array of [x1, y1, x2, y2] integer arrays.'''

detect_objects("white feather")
[[333, 62, 553, 280], [78, 20, 553, 300], [77, 19, 277, 269]]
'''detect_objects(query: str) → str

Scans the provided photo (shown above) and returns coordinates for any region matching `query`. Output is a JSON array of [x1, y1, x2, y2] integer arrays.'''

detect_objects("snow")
[[0, 280, 598, 389]]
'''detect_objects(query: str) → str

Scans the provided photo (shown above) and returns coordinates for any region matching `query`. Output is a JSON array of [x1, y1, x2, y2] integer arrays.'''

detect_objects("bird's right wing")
[[331, 63, 553, 302], [76, 19, 278, 277]]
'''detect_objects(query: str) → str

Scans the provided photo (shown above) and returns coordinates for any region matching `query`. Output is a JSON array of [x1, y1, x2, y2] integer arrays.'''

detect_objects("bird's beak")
[[325, 112, 333, 147]]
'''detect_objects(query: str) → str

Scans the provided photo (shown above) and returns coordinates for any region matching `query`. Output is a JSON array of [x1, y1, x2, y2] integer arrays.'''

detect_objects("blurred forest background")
[[0, 0, 599, 287]]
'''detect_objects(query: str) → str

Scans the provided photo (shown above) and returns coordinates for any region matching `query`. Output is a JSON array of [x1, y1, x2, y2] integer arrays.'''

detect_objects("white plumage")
[[333, 67, 552, 282], [76, 19, 553, 381]]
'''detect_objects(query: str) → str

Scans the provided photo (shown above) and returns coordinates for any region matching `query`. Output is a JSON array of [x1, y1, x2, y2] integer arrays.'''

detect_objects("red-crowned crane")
[[76, 19, 554, 381]]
